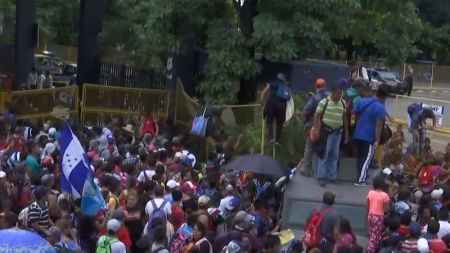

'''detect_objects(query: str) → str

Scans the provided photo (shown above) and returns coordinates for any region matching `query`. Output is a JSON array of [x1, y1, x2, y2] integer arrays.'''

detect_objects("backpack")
[[147, 199, 168, 234], [408, 103, 422, 117], [96, 236, 119, 253], [302, 208, 332, 248], [169, 224, 194, 253], [418, 165, 440, 188], [276, 84, 292, 101]]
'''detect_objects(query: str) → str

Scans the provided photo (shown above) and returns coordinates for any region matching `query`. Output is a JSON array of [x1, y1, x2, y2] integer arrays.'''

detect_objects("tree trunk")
[[345, 36, 354, 61], [234, 0, 259, 103]]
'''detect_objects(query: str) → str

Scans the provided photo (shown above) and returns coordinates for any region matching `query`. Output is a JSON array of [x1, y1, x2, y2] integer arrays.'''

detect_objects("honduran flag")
[[60, 122, 105, 215]]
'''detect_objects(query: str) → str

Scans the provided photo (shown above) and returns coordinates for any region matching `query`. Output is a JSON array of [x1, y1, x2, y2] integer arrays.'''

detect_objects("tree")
[[0, 0, 16, 44]]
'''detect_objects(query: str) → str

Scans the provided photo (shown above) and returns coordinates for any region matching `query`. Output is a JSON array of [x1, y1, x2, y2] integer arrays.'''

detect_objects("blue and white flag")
[[60, 122, 105, 214]]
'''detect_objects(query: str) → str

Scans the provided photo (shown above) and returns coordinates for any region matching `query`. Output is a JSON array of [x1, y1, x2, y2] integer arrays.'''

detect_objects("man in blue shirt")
[[301, 78, 330, 177], [352, 85, 387, 186]]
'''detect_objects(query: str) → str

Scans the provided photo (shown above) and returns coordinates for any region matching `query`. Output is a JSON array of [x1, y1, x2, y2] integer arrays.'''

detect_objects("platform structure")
[[282, 157, 378, 237]]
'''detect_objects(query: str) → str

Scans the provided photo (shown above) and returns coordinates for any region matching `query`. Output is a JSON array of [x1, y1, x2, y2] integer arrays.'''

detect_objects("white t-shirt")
[[97, 236, 126, 253], [137, 170, 156, 183], [145, 198, 172, 217], [422, 220, 450, 238]]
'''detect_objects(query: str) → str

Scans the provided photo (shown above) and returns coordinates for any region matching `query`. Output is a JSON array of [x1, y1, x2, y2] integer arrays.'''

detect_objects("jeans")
[[317, 130, 342, 181], [356, 139, 375, 183], [302, 132, 314, 175]]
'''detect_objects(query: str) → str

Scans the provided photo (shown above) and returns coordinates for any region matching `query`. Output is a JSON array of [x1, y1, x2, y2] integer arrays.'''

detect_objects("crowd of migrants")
[[0, 110, 295, 253]]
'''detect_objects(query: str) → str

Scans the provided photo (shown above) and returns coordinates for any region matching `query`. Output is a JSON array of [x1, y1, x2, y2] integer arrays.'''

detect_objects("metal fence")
[[99, 63, 167, 90], [0, 86, 78, 122], [80, 83, 170, 126], [174, 80, 264, 154]]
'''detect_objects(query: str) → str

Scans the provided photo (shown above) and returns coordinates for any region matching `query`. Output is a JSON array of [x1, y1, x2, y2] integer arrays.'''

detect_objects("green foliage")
[[37, 0, 79, 46], [0, 0, 16, 43], [265, 94, 307, 162]]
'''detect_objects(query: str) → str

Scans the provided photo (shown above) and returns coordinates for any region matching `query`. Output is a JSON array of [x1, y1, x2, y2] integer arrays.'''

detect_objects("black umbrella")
[[224, 154, 288, 177]]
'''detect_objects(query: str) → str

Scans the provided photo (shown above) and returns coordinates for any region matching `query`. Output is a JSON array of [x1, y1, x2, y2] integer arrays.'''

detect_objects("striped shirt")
[[316, 97, 345, 130], [28, 201, 50, 230], [402, 239, 418, 253]]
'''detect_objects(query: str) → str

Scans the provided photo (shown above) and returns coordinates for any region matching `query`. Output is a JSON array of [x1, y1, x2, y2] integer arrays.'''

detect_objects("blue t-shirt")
[[303, 89, 330, 128], [353, 97, 386, 143]]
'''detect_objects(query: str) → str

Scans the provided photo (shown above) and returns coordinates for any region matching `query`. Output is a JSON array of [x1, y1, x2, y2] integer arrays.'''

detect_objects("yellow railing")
[[0, 86, 79, 122], [174, 80, 265, 154], [81, 84, 170, 126]]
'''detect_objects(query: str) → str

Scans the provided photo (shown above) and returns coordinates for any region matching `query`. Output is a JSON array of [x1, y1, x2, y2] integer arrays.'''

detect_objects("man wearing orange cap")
[[301, 78, 330, 177]]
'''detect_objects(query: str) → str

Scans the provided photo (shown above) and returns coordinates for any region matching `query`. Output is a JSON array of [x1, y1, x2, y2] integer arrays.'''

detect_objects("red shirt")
[[429, 239, 447, 253], [171, 205, 185, 231], [100, 225, 132, 248]]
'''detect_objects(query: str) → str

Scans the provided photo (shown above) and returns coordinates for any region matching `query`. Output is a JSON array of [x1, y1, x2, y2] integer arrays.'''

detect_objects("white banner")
[[422, 103, 444, 127]]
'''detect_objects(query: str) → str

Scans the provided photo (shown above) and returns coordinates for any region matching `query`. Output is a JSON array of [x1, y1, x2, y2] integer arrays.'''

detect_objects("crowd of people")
[[0, 108, 296, 253]]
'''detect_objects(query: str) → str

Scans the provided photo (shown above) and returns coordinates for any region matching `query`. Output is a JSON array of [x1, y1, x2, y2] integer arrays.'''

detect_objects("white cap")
[[166, 179, 180, 189], [225, 184, 234, 192], [0, 171, 6, 178], [417, 238, 429, 253], [431, 189, 444, 200], [44, 143, 56, 155], [48, 127, 57, 136], [382, 168, 392, 175], [107, 219, 121, 232], [174, 152, 182, 159]]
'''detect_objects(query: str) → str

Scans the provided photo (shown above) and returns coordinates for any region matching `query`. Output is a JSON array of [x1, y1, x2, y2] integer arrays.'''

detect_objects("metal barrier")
[[81, 84, 170, 126], [0, 86, 78, 122], [174, 81, 265, 154]]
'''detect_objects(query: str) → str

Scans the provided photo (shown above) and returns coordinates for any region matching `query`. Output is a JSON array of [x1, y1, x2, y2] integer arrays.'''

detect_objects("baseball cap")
[[334, 78, 348, 90], [33, 185, 48, 199], [44, 143, 56, 155], [166, 179, 180, 190], [409, 222, 421, 237], [382, 168, 392, 176], [181, 181, 197, 194], [431, 189, 444, 200], [315, 78, 326, 88], [0, 171, 6, 178], [417, 238, 429, 253], [46, 226, 62, 239], [226, 197, 241, 211], [277, 73, 288, 83], [198, 195, 210, 207], [225, 184, 234, 192], [107, 219, 121, 232]]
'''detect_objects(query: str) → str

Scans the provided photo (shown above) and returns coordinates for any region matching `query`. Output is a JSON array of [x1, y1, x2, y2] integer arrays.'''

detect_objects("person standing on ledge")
[[312, 78, 348, 186], [261, 73, 292, 146], [301, 78, 330, 177]]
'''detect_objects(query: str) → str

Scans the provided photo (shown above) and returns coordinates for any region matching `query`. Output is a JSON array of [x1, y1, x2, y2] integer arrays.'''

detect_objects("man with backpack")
[[312, 78, 349, 186], [261, 73, 292, 145], [407, 103, 436, 155], [96, 219, 126, 253], [145, 185, 171, 235], [301, 78, 330, 177], [303, 192, 340, 253]]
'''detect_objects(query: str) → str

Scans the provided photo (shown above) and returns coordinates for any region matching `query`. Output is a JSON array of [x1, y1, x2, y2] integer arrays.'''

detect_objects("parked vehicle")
[[35, 51, 77, 85], [367, 68, 406, 95]]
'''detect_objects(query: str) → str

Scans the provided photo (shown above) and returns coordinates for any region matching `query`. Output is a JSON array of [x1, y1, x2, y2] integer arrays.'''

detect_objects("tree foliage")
[[3, 1, 450, 102]]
